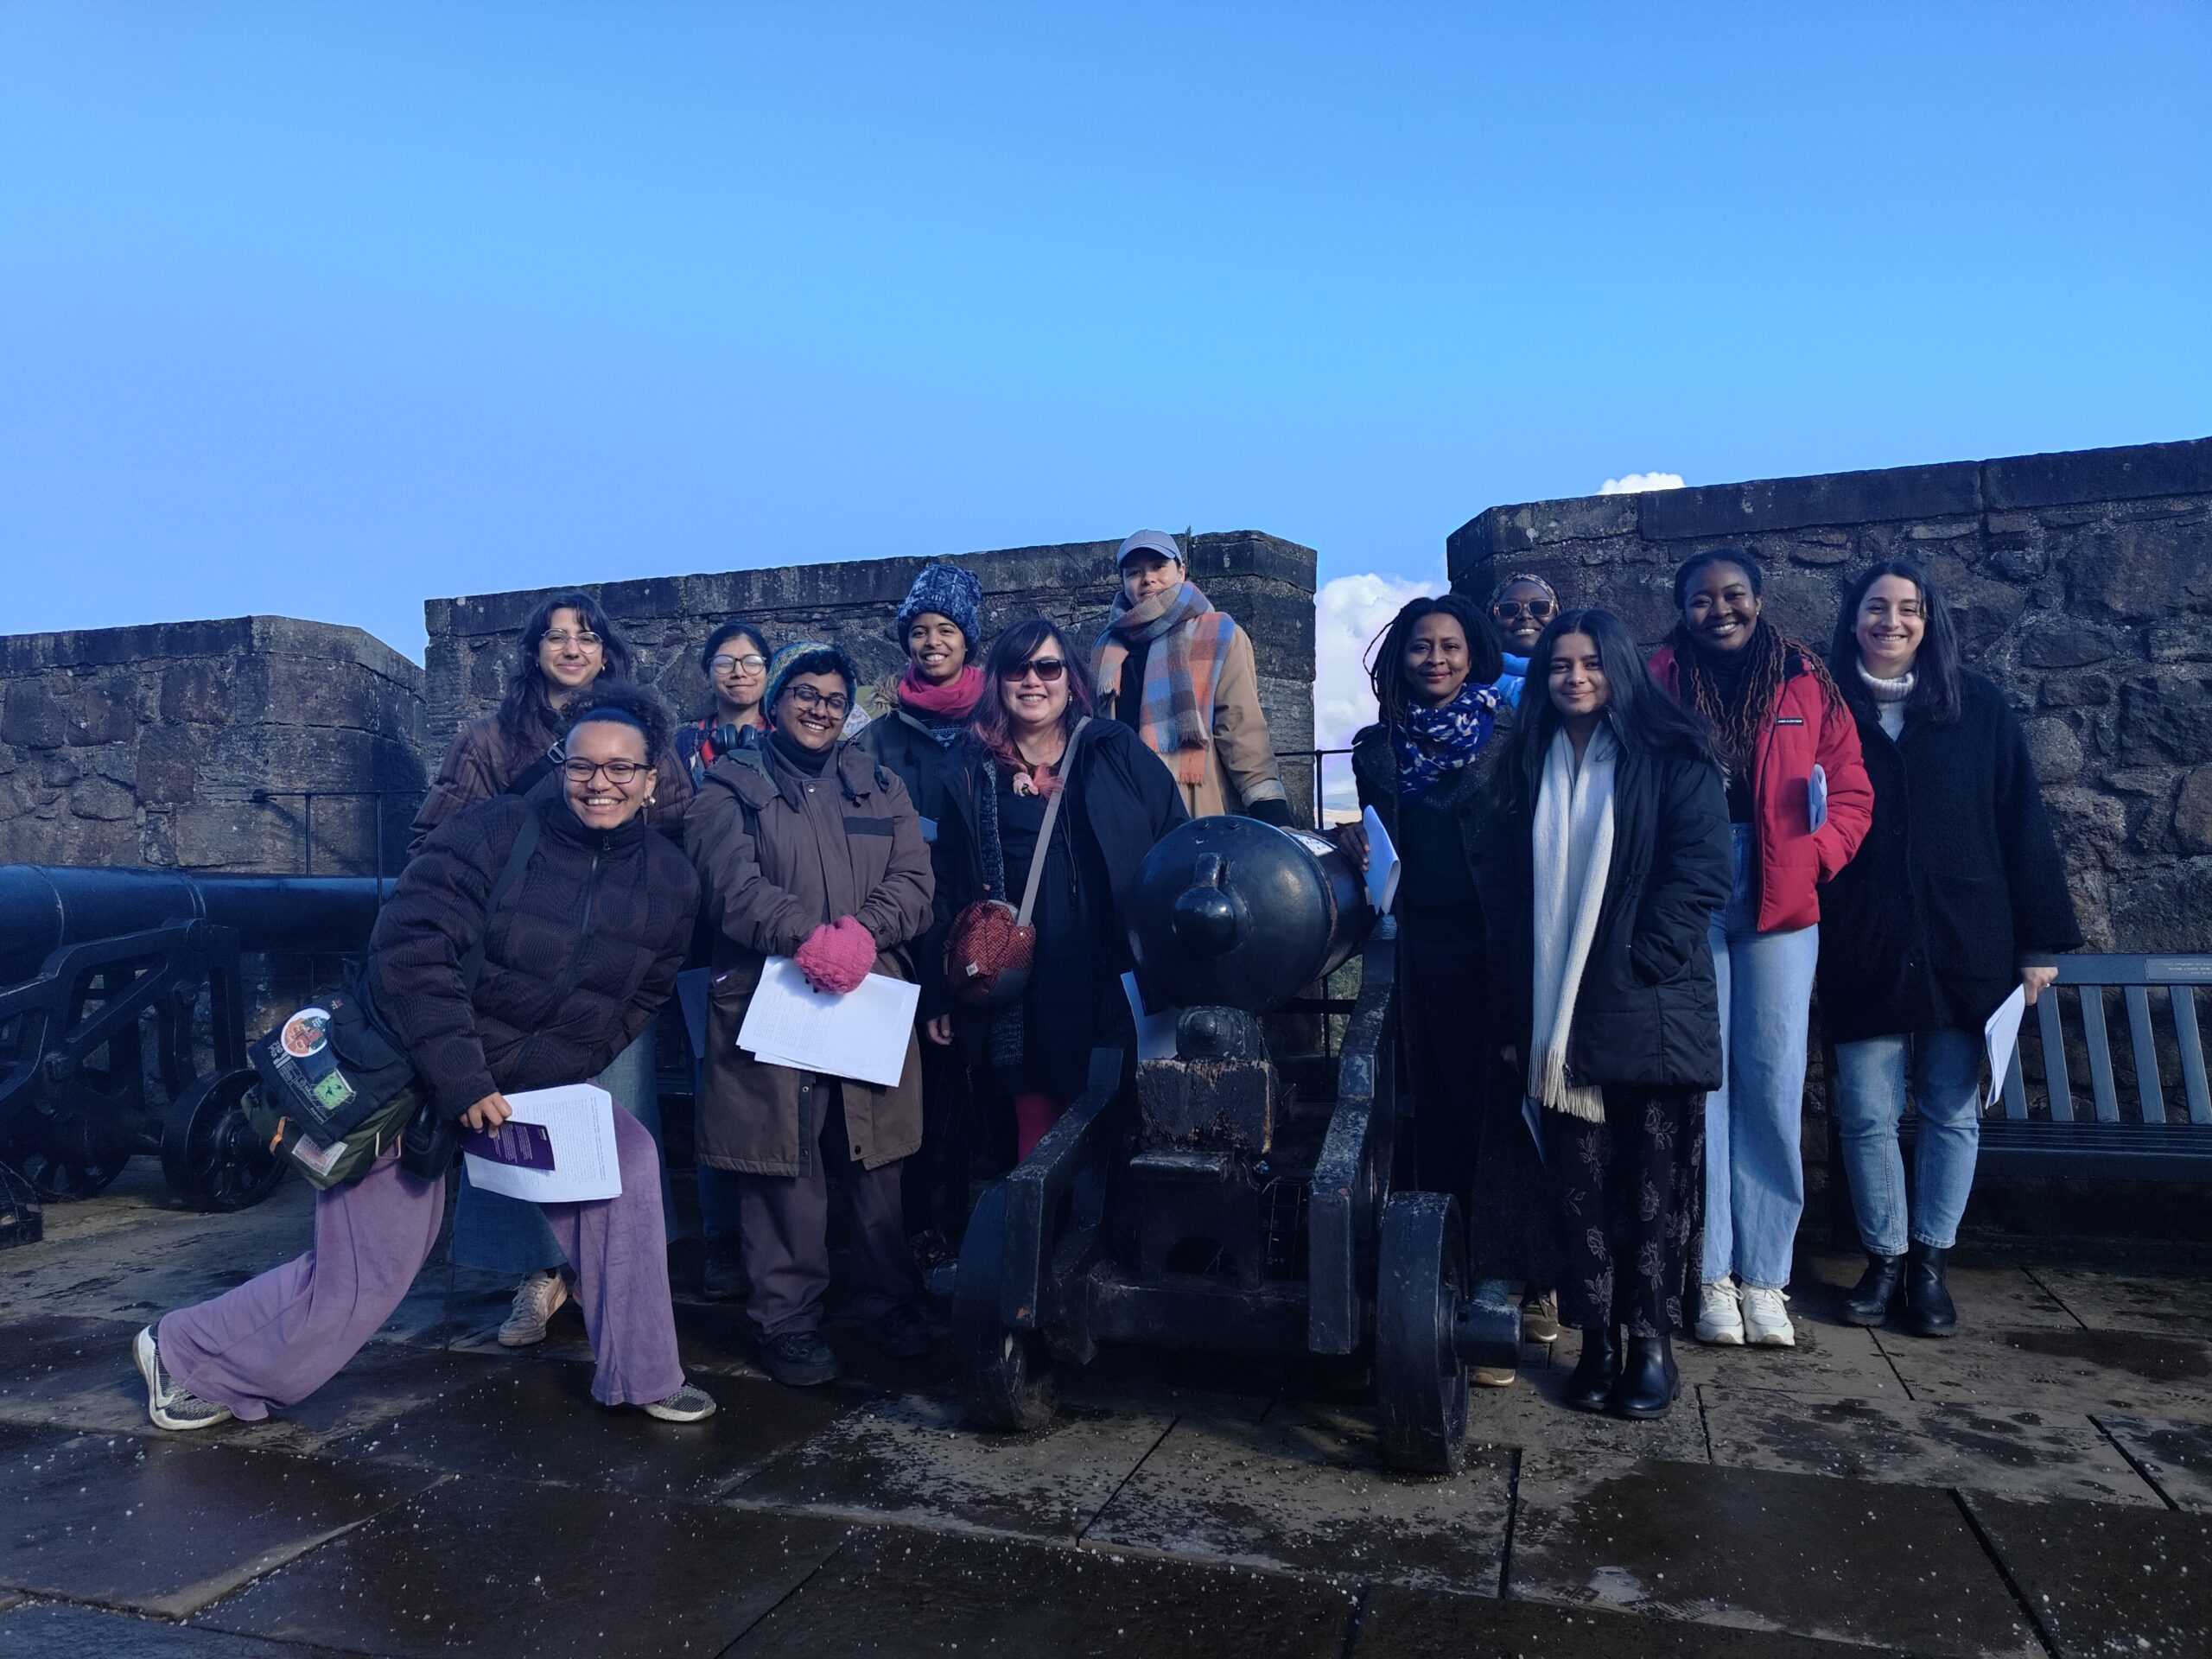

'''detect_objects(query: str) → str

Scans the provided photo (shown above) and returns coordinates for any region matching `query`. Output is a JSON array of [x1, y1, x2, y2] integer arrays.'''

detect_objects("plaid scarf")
[[1391, 679, 1501, 802], [1091, 581, 1233, 788]]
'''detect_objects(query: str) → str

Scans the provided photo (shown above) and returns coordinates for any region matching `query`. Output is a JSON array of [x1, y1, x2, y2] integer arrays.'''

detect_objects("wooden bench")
[[1825, 954, 2212, 1239]]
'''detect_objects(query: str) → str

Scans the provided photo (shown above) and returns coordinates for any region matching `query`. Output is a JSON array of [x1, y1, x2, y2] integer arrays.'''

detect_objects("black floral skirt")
[[1541, 1084, 1706, 1338]]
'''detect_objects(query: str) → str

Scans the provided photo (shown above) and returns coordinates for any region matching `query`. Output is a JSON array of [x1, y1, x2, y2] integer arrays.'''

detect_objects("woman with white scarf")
[[1478, 610, 1732, 1420]]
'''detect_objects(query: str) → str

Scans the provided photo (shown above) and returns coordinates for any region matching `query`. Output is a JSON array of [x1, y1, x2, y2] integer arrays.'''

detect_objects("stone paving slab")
[[194, 1474, 850, 1659], [728, 1393, 1173, 1540], [1791, 1256, 2083, 1336], [1469, 1354, 1712, 1468], [1351, 1585, 1916, 1657], [1700, 1385, 2164, 1505], [725, 1525, 1357, 1657], [2031, 1269, 2212, 1340], [323, 1356, 857, 1499], [1505, 1457, 2043, 1657], [1669, 1317, 1916, 1399], [1082, 1399, 1513, 1593], [0, 1423, 435, 1618], [1966, 1491, 2212, 1658], [2096, 1414, 2212, 1511], [0, 1601, 359, 1657], [1872, 1324, 2212, 1418]]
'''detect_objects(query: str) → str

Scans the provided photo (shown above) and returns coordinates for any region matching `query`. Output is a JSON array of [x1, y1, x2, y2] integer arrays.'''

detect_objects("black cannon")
[[948, 815, 1519, 1474], [0, 865, 384, 1210]]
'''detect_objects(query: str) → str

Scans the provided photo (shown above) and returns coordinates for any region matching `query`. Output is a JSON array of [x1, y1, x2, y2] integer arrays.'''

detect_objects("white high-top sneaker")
[[1694, 1279, 1745, 1345]]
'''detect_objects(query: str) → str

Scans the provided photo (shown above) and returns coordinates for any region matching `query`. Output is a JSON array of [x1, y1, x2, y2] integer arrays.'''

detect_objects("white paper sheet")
[[1982, 984, 2028, 1109], [736, 956, 920, 1088], [1361, 805, 1402, 915], [461, 1084, 624, 1204], [1122, 971, 1180, 1062]]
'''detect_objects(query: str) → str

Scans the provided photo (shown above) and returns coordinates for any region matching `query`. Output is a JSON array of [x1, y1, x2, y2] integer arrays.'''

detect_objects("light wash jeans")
[[1832, 1028, 1982, 1255], [1703, 826, 1819, 1291], [449, 1029, 677, 1275]]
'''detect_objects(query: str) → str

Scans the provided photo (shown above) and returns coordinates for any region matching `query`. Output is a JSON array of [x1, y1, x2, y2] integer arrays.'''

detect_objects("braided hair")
[[1668, 551, 1846, 774]]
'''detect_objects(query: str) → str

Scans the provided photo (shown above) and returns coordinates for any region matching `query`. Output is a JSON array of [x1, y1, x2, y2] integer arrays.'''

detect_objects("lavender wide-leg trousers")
[[157, 1111, 683, 1416]]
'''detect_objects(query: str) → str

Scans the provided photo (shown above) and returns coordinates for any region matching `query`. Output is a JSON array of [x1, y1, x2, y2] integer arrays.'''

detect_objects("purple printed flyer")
[[462, 1120, 556, 1172]]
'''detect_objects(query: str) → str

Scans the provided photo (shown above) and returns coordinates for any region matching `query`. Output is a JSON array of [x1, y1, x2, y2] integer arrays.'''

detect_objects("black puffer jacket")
[[370, 781, 699, 1119], [1816, 670, 2082, 1045], [1351, 702, 1517, 926], [1477, 736, 1732, 1091]]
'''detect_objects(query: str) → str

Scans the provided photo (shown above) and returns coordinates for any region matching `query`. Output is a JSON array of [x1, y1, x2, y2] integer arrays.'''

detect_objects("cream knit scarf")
[[1527, 724, 1618, 1124]]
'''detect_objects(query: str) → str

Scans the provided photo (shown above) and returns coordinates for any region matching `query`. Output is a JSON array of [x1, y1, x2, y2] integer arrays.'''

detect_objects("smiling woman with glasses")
[[933, 619, 1187, 1160], [677, 619, 775, 790], [1485, 573, 1562, 710]]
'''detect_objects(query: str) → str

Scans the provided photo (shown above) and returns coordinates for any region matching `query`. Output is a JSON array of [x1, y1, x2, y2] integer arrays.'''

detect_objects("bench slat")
[[2002, 1044, 2026, 1119], [2081, 988, 2121, 1124], [2125, 985, 2166, 1127], [2038, 990, 2073, 1122], [2175, 985, 2211, 1128]]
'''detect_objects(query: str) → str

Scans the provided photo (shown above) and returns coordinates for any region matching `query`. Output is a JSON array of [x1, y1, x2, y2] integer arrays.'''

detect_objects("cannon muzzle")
[[0, 866, 385, 982]]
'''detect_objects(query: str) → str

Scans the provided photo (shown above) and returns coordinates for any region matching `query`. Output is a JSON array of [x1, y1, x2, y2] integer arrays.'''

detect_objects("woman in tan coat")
[[686, 642, 935, 1388], [1090, 530, 1294, 824]]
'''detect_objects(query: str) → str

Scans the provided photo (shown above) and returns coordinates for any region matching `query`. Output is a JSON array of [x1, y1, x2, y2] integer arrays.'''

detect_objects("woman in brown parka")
[[686, 642, 935, 1389]]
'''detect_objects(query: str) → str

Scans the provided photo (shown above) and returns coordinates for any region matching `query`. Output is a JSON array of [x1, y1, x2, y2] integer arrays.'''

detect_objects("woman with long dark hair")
[[935, 618, 1186, 1159], [1819, 560, 2079, 1336], [1651, 551, 1872, 1351], [408, 592, 692, 1351], [1339, 594, 1558, 1371], [1478, 610, 1732, 1418], [676, 619, 773, 789]]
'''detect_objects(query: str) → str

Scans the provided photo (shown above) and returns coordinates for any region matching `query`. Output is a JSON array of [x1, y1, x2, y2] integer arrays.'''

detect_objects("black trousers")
[[1542, 1084, 1704, 1339], [901, 1037, 972, 1241]]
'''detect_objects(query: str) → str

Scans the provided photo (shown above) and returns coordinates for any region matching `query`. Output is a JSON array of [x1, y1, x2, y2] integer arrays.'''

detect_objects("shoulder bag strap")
[[1014, 718, 1090, 928], [461, 808, 543, 994]]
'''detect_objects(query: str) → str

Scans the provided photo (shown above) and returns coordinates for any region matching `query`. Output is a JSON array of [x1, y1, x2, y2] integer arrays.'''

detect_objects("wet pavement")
[[3, 1165, 2210, 1656]]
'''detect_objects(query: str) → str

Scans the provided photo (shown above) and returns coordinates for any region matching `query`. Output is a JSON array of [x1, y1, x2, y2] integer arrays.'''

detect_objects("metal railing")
[[245, 788, 414, 886]]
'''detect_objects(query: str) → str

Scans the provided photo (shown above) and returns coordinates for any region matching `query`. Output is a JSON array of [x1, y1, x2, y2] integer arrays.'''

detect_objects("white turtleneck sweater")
[[1859, 661, 1915, 739]]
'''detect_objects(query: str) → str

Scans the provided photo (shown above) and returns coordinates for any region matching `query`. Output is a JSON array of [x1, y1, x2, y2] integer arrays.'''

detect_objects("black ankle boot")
[[1563, 1325, 1619, 1413], [1609, 1332, 1680, 1419], [1841, 1252, 1906, 1326], [1900, 1240, 1956, 1338], [701, 1235, 745, 1303]]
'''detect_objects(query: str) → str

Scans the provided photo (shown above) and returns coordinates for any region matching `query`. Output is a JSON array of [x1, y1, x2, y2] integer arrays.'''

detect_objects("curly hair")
[[1365, 594, 1504, 728], [559, 678, 674, 766], [1668, 550, 1844, 774]]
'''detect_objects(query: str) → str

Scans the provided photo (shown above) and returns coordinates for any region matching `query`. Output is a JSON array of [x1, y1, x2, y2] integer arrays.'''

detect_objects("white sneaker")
[[497, 1269, 569, 1348], [641, 1380, 718, 1423], [134, 1326, 233, 1432], [1740, 1285, 1796, 1347], [1695, 1280, 1745, 1345]]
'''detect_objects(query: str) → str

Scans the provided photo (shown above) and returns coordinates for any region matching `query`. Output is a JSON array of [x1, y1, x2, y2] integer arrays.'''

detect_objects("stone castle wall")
[[424, 532, 1321, 821], [1448, 437, 2212, 952], [0, 617, 425, 875]]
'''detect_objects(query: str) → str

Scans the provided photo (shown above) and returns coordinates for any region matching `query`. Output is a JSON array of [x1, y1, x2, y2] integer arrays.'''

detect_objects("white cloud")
[[1599, 471, 1686, 494], [1312, 570, 1440, 812]]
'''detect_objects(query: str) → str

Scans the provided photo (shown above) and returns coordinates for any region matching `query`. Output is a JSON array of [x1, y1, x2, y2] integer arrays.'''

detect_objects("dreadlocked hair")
[[1669, 551, 1847, 772]]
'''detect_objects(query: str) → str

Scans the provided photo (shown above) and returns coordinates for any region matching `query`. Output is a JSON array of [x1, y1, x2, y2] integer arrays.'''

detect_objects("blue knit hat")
[[764, 640, 859, 715], [893, 563, 984, 655]]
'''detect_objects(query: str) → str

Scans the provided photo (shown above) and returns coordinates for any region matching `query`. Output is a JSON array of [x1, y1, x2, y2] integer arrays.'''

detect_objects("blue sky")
[[2, 3, 2206, 665]]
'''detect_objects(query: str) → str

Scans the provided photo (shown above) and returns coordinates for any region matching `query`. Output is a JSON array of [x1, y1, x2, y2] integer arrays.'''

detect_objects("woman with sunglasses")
[[686, 643, 936, 1389], [935, 620, 1187, 1160], [1486, 575, 1562, 711], [137, 683, 717, 1433], [677, 620, 774, 789]]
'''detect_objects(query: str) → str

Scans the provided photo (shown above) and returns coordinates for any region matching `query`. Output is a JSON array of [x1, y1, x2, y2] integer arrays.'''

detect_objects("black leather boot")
[[1563, 1325, 1619, 1413], [701, 1235, 746, 1303], [1900, 1240, 1957, 1338], [1609, 1332, 1680, 1419], [1841, 1253, 1906, 1326]]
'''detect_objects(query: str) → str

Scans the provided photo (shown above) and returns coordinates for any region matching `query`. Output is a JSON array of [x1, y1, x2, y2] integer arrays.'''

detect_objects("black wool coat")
[[1476, 737, 1733, 1092], [1350, 700, 1519, 900], [853, 706, 967, 835], [1815, 670, 2082, 1046], [372, 782, 699, 1120]]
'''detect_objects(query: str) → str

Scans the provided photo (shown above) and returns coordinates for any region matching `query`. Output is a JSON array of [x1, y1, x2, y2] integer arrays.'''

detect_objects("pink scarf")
[[898, 664, 984, 720]]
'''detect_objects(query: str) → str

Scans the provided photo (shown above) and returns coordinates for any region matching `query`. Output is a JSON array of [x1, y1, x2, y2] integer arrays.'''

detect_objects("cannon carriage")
[[947, 814, 1518, 1475], [0, 865, 383, 1210]]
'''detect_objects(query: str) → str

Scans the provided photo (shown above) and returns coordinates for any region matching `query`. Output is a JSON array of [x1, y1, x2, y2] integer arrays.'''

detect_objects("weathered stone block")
[[2040, 673, 2113, 709], [2042, 787, 2129, 861], [2018, 619, 2119, 670], [1637, 461, 1981, 542], [68, 774, 137, 822], [1, 681, 66, 748], [2024, 717, 2084, 785], [134, 726, 200, 806], [1983, 438, 2212, 511], [2063, 518, 2212, 620], [67, 678, 137, 746], [2117, 676, 2212, 766], [2175, 766, 2212, 856], [160, 661, 231, 723], [2107, 858, 2212, 952]]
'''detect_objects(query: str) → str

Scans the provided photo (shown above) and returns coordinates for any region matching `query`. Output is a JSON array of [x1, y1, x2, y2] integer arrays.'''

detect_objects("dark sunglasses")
[[1491, 599, 1558, 622], [1001, 657, 1067, 683]]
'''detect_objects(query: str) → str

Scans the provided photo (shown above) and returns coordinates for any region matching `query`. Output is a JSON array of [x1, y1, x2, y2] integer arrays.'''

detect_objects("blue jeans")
[[1832, 1029, 1982, 1255], [449, 1029, 677, 1275], [1703, 826, 1819, 1291]]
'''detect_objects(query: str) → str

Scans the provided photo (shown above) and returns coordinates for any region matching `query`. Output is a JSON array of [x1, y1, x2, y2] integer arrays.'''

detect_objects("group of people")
[[135, 531, 1289, 1427], [130, 531, 2079, 1437], [1353, 555, 2077, 1419]]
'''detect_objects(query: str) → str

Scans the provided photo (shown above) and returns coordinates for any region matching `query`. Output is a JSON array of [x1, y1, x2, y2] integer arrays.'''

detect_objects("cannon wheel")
[[953, 1185, 1056, 1432], [1375, 1192, 1469, 1476], [161, 1070, 288, 1212], [11, 1143, 129, 1203]]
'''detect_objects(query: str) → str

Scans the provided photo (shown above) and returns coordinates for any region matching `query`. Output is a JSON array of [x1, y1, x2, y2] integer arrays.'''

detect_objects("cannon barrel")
[[0, 865, 385, 982], [1126, 817, 1373, 1015]]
